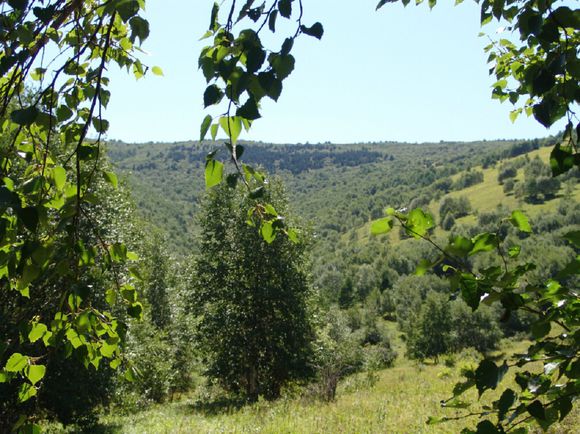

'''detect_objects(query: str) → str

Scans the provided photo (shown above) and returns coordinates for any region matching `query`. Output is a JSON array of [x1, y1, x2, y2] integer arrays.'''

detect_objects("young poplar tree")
[[190, 180, 314, 401]]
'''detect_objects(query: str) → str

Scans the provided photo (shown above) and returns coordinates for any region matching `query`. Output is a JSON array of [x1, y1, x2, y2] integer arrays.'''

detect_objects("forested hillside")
[[108, 136, 555, 254]]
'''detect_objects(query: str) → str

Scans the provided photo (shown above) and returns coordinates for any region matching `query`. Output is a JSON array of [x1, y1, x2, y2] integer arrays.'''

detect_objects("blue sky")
[[104, 1, 563, 144]]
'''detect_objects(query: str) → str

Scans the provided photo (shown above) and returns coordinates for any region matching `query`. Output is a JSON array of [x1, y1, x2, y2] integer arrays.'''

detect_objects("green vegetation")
[[190, 182, 313, 401], [46, 340, 579, 433], [1, 0, 579, 433]]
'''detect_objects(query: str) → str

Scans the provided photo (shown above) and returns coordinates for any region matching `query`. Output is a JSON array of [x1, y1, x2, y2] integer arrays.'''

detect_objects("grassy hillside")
[[51, 338, 578, 433], [95, 136, 579, 434], [350, 144, 580, 246]]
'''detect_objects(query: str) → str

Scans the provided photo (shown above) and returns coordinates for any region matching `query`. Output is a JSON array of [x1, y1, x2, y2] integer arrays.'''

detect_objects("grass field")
[[47, 338, 576, 434]]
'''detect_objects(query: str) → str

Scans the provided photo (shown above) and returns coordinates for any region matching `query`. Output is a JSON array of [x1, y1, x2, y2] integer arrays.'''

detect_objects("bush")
[[497, 165, 517, 184], [406, 291, 453, 362], [405, 292, 502, 362], [449, 301, 502, 353], [363, 344, 397, 370], [453, 170, 484, 189], [311, 308, 364, 401], [441, 213, 456, 230], [119, 322, 176, 406], [503, 179, 515, 193], [439, 196, 472, 219]]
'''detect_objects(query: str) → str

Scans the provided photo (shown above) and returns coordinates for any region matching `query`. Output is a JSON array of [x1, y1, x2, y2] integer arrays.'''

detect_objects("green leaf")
[[447, 235, 473, 258], [66, 328, 84, 349], [375, 0, 396, 11], [204, 84, 223, 107], [426, 416, 449, 425], [260, 221, 276, 243], [226, 173, 239, 188], [509, 110, 519, 123], [127, 302, 143, 320], [301, 22, 324, 39], [510, 210, 531, 233], [527, 400, 545, 420], [452, 378, 475, 396], [219, 116, 242, 144], [249, 186, 265, 198], [550, 145, 577, 176], [0, 371, 12, 383], [286, 228, 299, 243], [415, 259, 433, 276], [475, 420, 499, 434], [200, 115, 212, 141], [92, 117, 109, 133], [557, 397, 573, 421], [269, 53, 295, 80], [100, 340, 117, 358], [114, 0, 139, 22], [258, 71, 283, 101], [8, 0, 28, 11], [129, 16, 150, 44], [497, 389, 516, 420], [236, 97, 261, 120], [475, 360, 508, 396], [268, 9, 278, 32], [28, 323, 48, 343], [210, 123, 219, 140], [370, 217, 393, 235], [470, 233, 498, 255], [56, 105, 73, 122], [531, 321, 550, 339], [245, 45, 266, 73], [5, 353, 27, 372], [121, 286, 137, 303], [52, 166, 66, 191], [278, 0, 292, 18], [102, 171, 118, 189], [551, 7, 580, 30], [205, 158, 223, 188], [25, 364, 46, 385], [105, 289, 117, 306], [18, 382, 37, 402], [209, 2, 219, 30], [152, 66, 163, 76], [508, 245, 521, 258], [406, 208, 434, 238], [11, 106, 39, 126]]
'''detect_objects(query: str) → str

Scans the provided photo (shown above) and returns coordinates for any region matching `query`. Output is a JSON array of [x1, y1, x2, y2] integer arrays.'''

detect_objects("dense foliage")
[[0, 1, 155, 430], [190, 181, 314, 401], [0, 0, 578, 432]]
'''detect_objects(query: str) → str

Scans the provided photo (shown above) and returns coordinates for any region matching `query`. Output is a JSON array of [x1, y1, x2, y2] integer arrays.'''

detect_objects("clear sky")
[[103, 1, 563, 144]]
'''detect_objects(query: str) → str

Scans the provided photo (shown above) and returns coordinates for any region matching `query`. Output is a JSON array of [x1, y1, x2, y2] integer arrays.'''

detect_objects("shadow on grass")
[[177, 397, 248, 417], [485, 351, 507, 363], [76, 422, 123, 434]]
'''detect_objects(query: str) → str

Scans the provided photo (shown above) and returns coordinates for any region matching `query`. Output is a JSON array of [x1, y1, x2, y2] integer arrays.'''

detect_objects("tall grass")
[[80, 340, 578, 433]]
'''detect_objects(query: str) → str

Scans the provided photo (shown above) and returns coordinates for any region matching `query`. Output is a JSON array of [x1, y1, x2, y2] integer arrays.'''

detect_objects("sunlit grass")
[[88, 339, 578, 434]]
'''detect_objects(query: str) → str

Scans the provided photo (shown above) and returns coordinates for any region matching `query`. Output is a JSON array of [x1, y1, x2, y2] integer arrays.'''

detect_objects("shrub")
[[311, 308, 364, 401], [497, 165, 517, 184], [453, 170, 484, 189], [439, 196, 472, 220]]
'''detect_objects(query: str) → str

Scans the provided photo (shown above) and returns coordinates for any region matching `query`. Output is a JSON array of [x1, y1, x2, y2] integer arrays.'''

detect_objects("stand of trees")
[[190, 181, 314, 401]]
